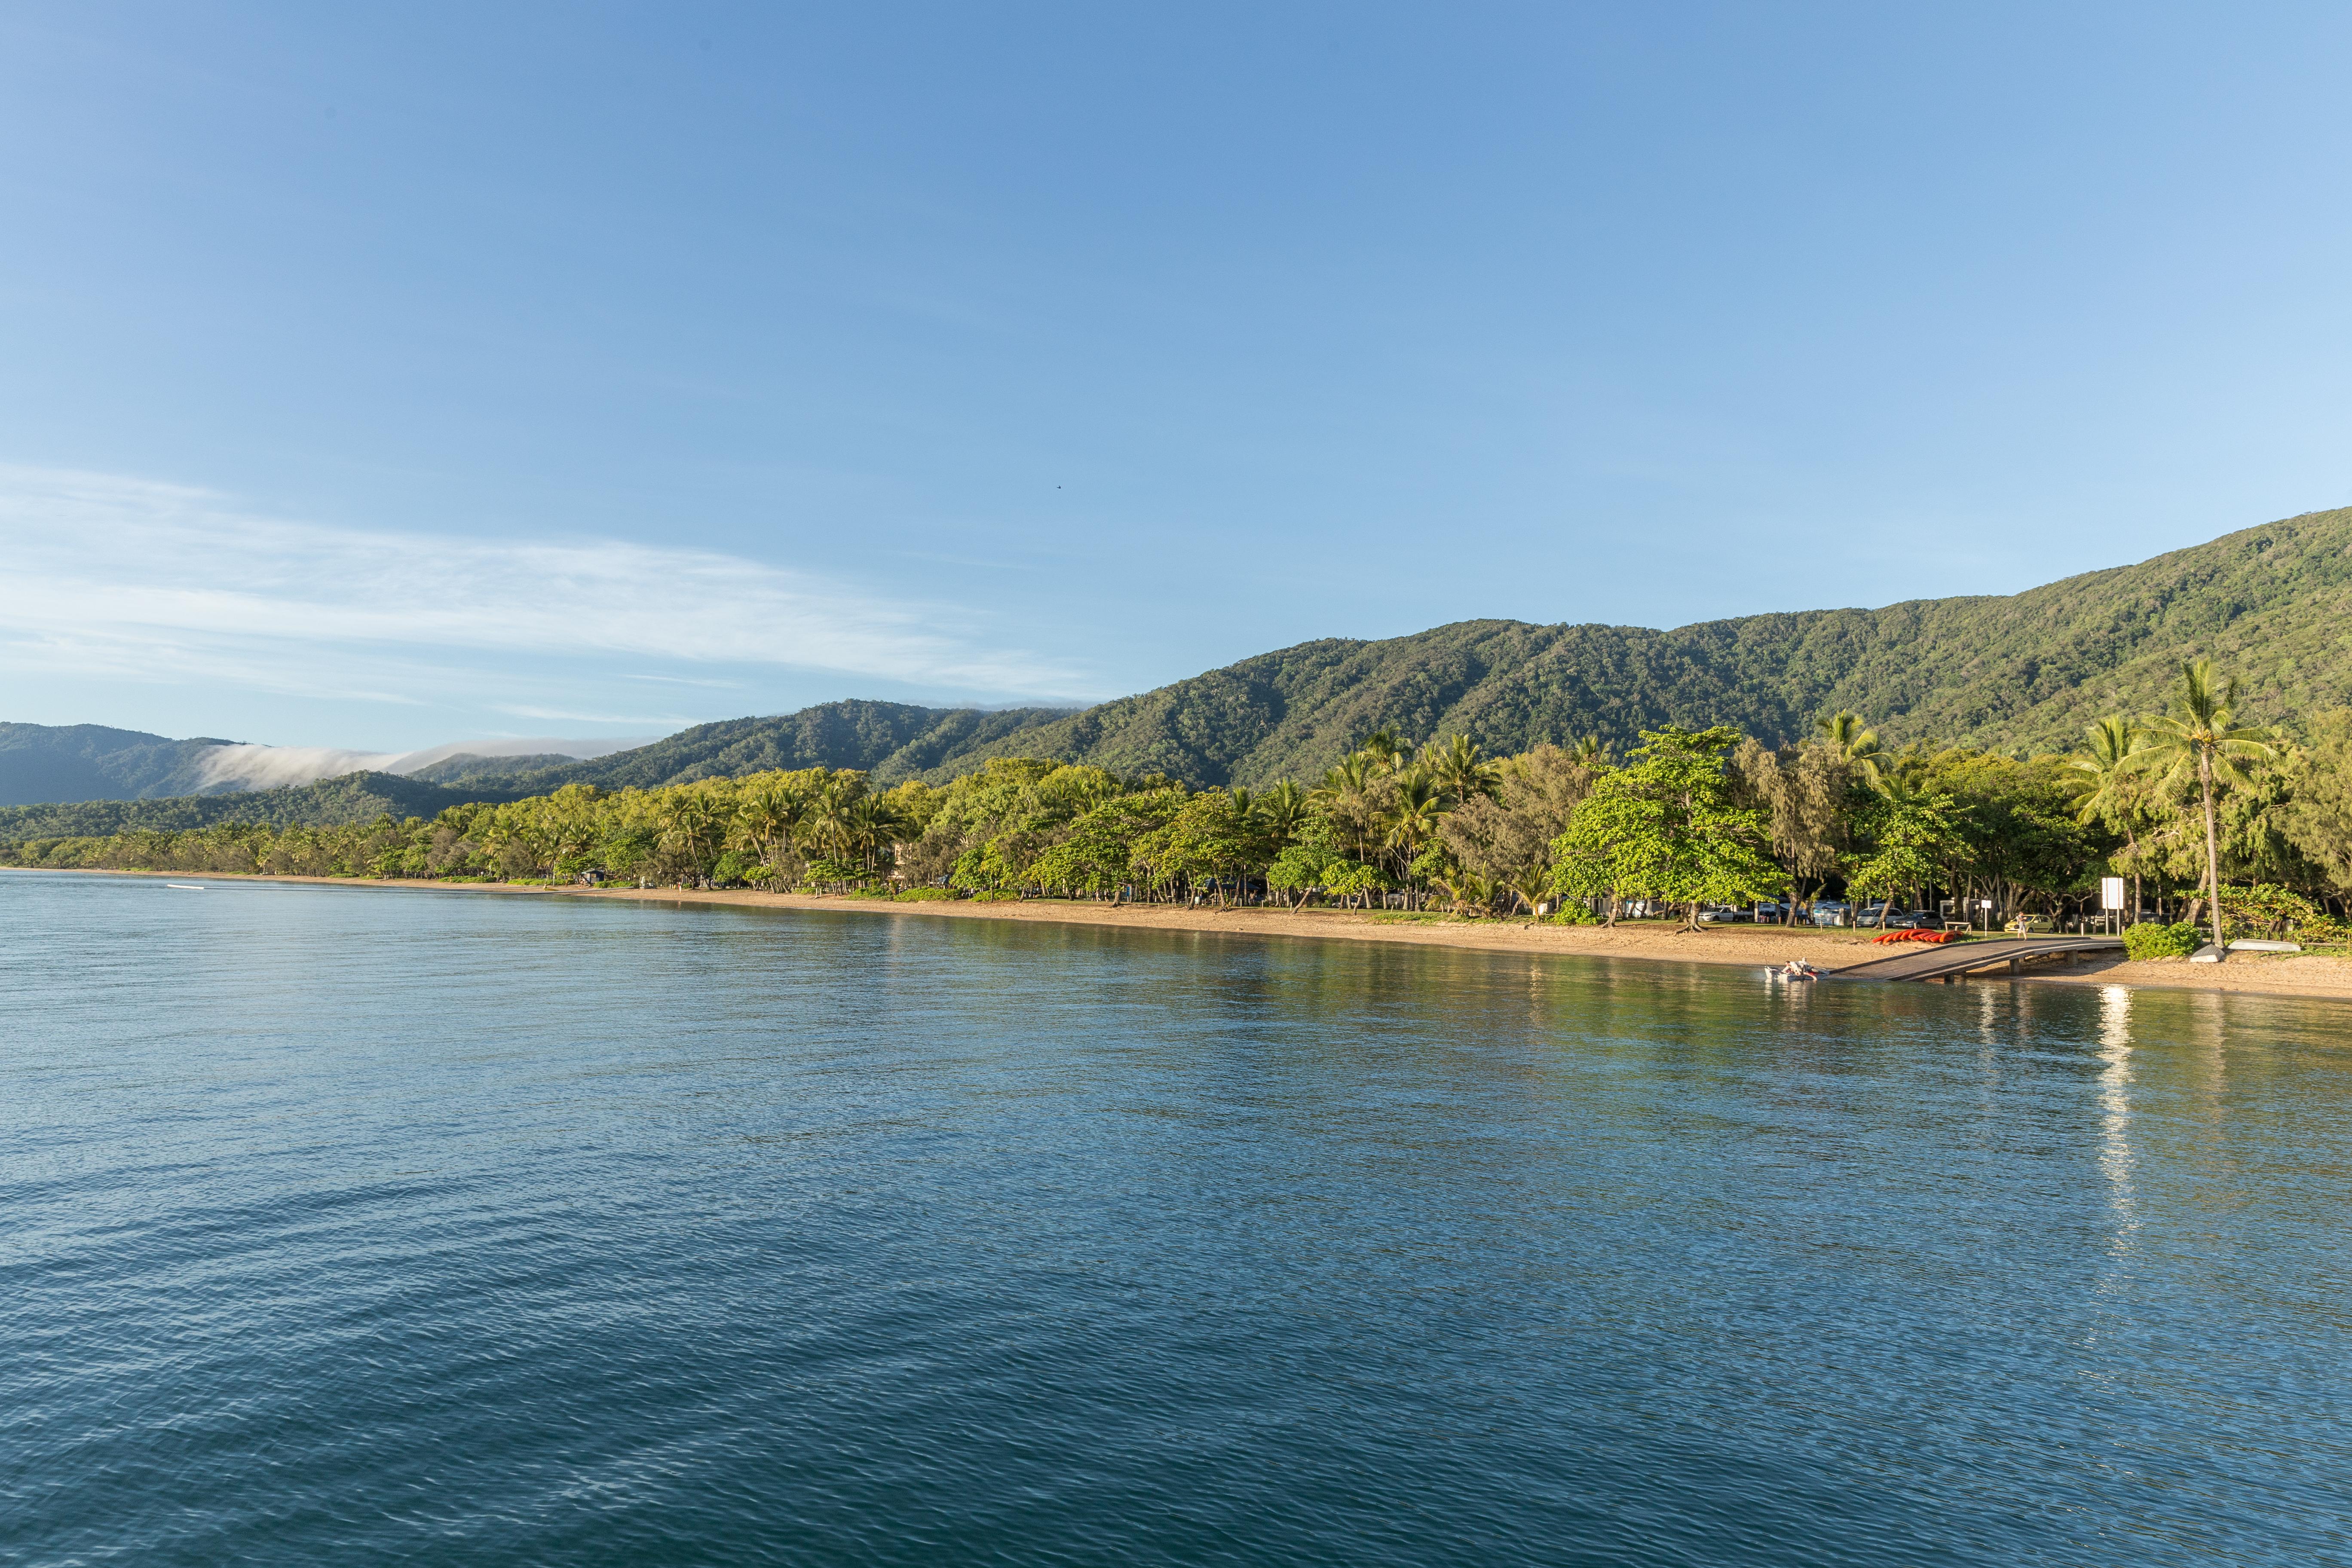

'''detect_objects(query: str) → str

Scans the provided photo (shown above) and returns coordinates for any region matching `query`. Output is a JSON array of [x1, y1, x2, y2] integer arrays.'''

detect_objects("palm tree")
[[843, 795, 911, 875], [1355, 729, 1407, 776], [734, 777, 811, 872], [1314, 751, 1377, 802], [1571, 733, 1613, 769], [1254, 778, 1310, 847], [2135, 659, 2276, 951], [1502, 865, 1550, 917], [1384, 769, 1451, 904], [1439, 867, 1493, 917], [807, 774, 869, 864], [1422, 733, 1501, 804], [1816, 710, 1884, 783], [656, 794, 723, 885], [2067, 716, 2149, 918]]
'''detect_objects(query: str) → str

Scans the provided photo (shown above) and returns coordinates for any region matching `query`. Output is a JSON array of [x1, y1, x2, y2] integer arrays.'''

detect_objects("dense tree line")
[[7, 661, 2349, 945]]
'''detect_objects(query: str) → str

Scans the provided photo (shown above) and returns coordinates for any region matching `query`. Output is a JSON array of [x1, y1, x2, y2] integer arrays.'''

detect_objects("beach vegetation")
[[6, 663, 2352, 929]]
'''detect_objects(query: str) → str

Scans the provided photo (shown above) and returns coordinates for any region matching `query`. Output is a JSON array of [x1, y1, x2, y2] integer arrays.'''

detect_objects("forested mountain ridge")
[[462, 701, 1072, 796], [0, 723, 243, 805], [9, 505, 2348, 817], [493, 503, 2346, 790], [0, 772, 480, 839], [912, 505, 2351, 785]]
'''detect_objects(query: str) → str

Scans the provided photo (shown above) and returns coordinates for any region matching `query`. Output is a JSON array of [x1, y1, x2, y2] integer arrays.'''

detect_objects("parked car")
[[1697, 905, 1750, 923], [1878, 910, 1940, 930], [1808, 900, 1852, 927]]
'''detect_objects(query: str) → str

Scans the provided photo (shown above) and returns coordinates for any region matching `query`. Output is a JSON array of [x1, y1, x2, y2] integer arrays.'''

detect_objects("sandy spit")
[[43, 867, 2352, 1004]]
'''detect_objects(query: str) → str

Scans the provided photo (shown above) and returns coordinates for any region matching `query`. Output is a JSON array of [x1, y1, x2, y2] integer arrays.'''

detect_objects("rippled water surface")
[[4, 871, 2349, 1566]]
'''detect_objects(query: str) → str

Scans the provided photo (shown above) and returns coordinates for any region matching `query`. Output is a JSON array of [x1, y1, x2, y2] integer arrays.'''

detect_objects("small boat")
[[165, 883, 205, 891], [1769, 959, 1822, 981]]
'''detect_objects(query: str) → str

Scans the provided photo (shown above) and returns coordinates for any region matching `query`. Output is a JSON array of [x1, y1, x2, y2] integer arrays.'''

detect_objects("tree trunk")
[[2199, 748, 2223, 951]]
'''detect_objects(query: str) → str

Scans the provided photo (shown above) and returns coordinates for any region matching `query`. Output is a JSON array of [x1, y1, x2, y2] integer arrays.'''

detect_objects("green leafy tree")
[[2281, 708, 2352, 897], [1548, 726, 1783, 928], [1844, 795, 1961, 912]]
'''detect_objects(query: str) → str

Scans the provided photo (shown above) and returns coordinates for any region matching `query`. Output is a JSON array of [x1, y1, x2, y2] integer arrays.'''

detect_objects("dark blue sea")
[[3, 871, 2347, 1565]]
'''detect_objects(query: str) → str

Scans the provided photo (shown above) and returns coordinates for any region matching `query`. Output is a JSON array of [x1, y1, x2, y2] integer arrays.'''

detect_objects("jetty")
[[1829, 934, 2124, 983]]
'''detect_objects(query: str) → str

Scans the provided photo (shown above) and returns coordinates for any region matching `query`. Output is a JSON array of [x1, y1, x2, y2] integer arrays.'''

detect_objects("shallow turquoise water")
[[3, 871, 2348, 1565]]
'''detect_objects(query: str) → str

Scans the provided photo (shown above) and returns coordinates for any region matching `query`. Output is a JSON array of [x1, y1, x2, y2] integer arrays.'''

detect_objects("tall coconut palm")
[[2135, 659, 2275, 951], [807, 774, 869, 862], [1422, 733, 1501, 804], [1571, 733, 1613, 769], [2067, 717, 2150, 916], [1384, 769, 1451, 903], [1314, 751, 1377, 802], [843, 795, 910, 874], [734, 777, 811, 870], [1355, 729, 1407, 776], [656, 793, 723, 885]]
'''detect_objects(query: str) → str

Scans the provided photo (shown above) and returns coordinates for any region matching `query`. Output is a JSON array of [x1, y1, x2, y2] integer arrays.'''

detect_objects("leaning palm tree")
[[1817, 710, 1884, 783], [2067, 717, 2150, 914], [2134, 660, 2275, 951]]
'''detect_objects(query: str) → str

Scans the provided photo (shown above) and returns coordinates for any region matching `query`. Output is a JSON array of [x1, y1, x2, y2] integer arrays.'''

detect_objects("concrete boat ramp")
[[1828, 934, 2125, 983]]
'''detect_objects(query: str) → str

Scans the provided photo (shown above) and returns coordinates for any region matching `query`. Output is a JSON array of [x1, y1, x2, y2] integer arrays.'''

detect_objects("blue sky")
[[3, 3, 2349, 751]]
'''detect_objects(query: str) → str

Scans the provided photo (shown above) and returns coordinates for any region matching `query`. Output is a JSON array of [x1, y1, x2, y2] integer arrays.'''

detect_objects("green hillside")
[[0, 772, 482, 839], [8, 505, 2347, 822], [973, 506, 2352, 783], [515, 504, 2352, 789], [466, 701, 1071, 795], [0, 723, 242, 805]]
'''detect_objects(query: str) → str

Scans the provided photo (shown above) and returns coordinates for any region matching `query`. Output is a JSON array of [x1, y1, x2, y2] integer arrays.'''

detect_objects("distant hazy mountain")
[[398, 752, 579, 785], [0, 728, 653, 806], [9, 504, 2348, 829]]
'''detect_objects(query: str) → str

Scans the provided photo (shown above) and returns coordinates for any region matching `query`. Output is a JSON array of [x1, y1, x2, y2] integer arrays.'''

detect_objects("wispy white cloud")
[[0, 464, 1098, 707], [196, 744, 404, 790]]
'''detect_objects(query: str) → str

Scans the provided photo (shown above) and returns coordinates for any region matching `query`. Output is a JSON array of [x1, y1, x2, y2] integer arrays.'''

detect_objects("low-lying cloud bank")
[[192, 735, 657, 792]]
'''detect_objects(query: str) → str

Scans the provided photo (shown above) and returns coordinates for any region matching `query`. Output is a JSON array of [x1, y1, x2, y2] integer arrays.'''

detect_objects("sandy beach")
[[53, 868, 2352, 1004]]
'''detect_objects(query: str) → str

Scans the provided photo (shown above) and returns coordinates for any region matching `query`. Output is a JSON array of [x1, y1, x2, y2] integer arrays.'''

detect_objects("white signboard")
[[2100, 876, 2126, 911]]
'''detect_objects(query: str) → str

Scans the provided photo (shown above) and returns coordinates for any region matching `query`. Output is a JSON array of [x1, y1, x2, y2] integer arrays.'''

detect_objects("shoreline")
[[24, 864, 2352, 1003]]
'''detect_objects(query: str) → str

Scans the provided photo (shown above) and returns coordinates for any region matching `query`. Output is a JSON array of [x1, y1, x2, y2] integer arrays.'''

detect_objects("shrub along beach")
[[8, 660, 2352, 981]]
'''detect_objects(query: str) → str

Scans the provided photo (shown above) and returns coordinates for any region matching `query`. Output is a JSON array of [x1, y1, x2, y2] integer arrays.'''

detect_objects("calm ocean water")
[[3, 871, 2348, 1566]]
